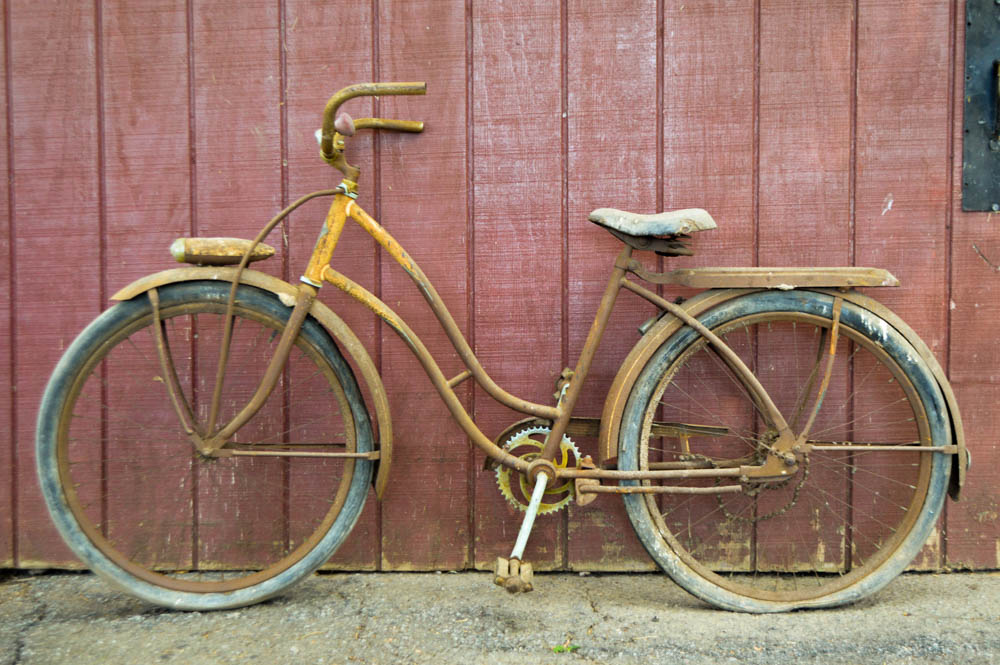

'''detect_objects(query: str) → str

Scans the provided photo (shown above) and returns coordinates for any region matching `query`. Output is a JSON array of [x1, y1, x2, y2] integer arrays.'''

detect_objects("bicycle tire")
[[619, 290, 950, 612], [36, 281, 374, 610]]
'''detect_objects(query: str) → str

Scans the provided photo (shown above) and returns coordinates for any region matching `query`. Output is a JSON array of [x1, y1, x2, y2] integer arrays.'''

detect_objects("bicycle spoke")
[[622, 297, 944, 609]]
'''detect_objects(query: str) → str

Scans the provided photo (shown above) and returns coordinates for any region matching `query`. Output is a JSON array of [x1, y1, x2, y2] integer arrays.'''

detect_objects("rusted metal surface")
[[147, 288, 200, 443], [602, 228, 694, 256], [227, 449, 380, 459], [596, 288, 759, 466], [318, 82, 426, 182], [626, 263, 900, 289], [495, 426, 580, 514], [169, 238, 276, 266], [353, 117, 425, 133], [205, 284, 318, 449], [573, 456, 600, 507], [322, 264, 530, 474], [536, 245, 632, 465], [816, 289, 968, 499], [320, 184, 838, 491], [202, 189, 339, 437], [303, 194, 354, 286], [318, 82, 426, 159], [446, 369, 472, 388], [579, 484, 744, 495], [101, 182, 964, 589], [797, 296, 843, 439], [108, 266, 395, 499], [344, 200, 560, 421], [596, 281, 967, 504], [804, 444, 959, 454], [493, 557, 533, 593], [619, 278, 793, 440]]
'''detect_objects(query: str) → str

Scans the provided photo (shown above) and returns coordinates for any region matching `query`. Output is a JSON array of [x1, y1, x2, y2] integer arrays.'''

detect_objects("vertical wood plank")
[[566, 0, 659, 570], [378, 0, 470, 570], [470, 0, 564, 571], [190, 0, 284, 567], [662, 1, 756, 267], [12, 0, 100, 566], [758, 0, 853, 267], [0, 0, 11, 566], [945, 3, 1000, 568], [103, 0, 190, 287], [192, 0, 282, 241], [854, 0, 951, 569], [643, 1, 759, 573], [101, 0, 193, 570], [855, 0, 950, 350], [284, 0, 379, 569], [755, 0, 854, 571]]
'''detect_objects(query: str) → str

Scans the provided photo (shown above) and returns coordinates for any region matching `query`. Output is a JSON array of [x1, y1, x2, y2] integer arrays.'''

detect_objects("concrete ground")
[[1, 570, 998, 664]]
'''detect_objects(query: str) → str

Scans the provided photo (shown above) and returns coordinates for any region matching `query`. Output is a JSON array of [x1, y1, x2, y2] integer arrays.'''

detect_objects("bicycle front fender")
[[111, 267, 395, 499]]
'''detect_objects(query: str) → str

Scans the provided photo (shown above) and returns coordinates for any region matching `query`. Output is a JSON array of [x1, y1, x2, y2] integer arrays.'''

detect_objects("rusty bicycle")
[[36, 82, 967, 613]]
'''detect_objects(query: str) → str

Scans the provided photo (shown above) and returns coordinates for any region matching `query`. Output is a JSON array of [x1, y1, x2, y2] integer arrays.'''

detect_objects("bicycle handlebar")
[[319, 81, 426, 161]]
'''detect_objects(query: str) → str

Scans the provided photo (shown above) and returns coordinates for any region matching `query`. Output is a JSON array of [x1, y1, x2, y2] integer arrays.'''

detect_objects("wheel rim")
[[637, 309, 934, 604], [54, 297, 358, 594]]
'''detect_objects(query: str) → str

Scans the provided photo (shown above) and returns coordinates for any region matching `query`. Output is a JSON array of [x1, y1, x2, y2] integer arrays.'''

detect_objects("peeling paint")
[[881, 194, 894, 215]]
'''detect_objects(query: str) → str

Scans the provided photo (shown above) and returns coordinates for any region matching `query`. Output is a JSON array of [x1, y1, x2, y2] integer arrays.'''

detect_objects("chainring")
[[495, 426, 581, 514]]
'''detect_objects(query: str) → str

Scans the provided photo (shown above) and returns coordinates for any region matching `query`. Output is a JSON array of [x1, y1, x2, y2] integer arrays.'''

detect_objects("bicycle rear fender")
[[598, 287, 967, 500], [816, 289, 967, 501], [111, 267, 395, 499]]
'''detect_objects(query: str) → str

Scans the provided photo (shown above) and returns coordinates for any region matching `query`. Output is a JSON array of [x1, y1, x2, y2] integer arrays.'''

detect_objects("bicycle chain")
[[679, 451, 810, 523]]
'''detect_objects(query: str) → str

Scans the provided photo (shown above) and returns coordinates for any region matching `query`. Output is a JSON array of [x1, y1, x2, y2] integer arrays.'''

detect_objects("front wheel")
[[36, 281, 374, 610], [619, 291, 950, 612]]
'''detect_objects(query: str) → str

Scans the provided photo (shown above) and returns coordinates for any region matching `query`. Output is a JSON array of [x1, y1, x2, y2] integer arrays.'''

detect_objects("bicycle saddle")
[[588, 208, 717, 237]]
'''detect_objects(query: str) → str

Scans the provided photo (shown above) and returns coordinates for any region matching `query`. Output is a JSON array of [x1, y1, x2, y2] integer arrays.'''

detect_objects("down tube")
[[346, 203, 559, 421], [321, 265, 529, 474]]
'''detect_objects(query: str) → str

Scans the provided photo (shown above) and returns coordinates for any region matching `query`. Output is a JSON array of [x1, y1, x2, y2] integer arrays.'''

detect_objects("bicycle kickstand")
[[493, 472, 550, 593]]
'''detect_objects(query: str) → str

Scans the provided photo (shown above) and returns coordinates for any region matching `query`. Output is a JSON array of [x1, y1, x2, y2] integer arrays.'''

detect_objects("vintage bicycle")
[[36, 82, 967, 613]]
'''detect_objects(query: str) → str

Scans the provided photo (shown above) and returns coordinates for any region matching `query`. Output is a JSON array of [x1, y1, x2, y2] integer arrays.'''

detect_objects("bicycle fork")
[[174, 192, 354, 455]]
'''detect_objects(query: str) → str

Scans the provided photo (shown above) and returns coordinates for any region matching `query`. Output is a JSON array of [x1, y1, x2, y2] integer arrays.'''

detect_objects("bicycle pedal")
[[493, 556, 534, 593]]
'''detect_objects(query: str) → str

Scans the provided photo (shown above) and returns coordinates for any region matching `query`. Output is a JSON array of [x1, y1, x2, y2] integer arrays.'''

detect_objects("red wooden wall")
[[2, 0, 996, 571]]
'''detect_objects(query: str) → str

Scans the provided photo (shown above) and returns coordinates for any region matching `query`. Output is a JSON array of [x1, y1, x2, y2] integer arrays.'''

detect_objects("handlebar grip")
[[321, 82, 426, 156], [354, 118, 424, 133]]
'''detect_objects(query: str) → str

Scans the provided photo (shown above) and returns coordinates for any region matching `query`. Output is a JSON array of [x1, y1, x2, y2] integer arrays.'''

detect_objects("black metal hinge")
[[963, 0, 1000, 211]]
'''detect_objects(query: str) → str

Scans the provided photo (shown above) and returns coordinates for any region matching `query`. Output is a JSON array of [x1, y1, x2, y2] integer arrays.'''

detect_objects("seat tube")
[[302, 193, 354, 287], [538, 244, 633, 465]]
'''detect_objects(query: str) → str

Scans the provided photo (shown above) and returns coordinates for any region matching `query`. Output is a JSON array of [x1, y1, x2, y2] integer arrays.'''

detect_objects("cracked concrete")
[[2, 570, 1000, 664]]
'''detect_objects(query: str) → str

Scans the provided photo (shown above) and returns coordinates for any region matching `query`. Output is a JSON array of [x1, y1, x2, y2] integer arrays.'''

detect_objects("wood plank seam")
[[3, 0, 16, 567]]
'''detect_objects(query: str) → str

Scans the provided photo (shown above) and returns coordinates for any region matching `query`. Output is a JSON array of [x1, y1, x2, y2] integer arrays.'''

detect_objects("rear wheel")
[[620, 291, 950, 612], [36, 281, 374, 610]]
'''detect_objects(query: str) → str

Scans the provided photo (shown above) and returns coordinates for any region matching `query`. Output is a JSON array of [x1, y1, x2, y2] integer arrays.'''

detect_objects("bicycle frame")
[[136, 179, 961, 500], [148, 72, 962, 492], [217, 188, 803, 488]]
